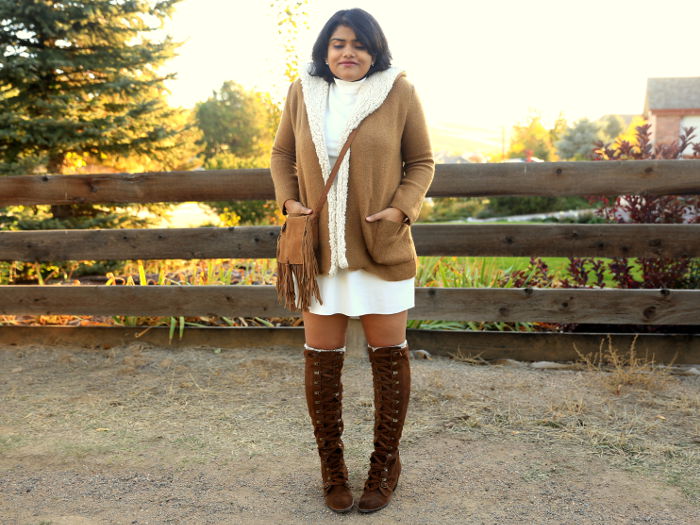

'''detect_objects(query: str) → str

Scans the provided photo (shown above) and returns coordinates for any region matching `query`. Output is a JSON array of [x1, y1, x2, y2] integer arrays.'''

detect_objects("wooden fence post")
[[346, 318, 366, 358]]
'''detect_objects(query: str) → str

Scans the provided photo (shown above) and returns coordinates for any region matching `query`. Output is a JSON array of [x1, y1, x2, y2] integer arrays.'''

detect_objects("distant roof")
[[645, 77, 700, 113]]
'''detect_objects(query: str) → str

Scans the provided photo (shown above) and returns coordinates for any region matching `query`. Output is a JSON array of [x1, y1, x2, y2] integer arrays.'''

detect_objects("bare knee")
[[360, 311, 407, 348], [303, 312, 348, 350]]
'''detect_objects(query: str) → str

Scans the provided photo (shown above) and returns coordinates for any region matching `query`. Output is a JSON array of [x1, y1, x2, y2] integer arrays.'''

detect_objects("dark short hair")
[[309, 8, 392, 83]]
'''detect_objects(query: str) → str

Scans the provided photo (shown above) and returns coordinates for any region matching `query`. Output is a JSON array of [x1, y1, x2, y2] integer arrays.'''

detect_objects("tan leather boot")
[[303, 348, 354, 513], [358, 343, 411, 513]]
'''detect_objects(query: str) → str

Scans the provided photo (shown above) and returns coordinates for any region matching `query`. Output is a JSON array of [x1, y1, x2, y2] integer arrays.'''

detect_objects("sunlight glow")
[[162, 0, 700, 142]]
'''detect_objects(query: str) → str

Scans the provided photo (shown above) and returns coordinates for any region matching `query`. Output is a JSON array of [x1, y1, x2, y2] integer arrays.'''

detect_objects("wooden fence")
[[1, 160, 699, 362]]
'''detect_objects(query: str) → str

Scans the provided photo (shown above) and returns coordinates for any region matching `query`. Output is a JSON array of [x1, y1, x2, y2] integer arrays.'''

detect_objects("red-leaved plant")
[[576, 124, 699, 290], [498, 123, 700, 333]]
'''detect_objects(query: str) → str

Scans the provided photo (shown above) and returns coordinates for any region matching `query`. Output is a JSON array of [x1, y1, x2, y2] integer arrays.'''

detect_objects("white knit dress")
[[304, 76, 415, 318]]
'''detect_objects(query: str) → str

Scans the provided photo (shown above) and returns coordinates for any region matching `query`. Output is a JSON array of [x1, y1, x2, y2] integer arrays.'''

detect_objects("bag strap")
[[311, 126, 361, 214]]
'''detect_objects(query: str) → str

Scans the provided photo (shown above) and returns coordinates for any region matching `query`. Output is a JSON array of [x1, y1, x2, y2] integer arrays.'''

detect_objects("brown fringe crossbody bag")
[[275, 126, 361, 312]]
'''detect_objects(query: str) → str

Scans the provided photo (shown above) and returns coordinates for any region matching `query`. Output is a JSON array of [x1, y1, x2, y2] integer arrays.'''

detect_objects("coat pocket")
[[368, 219, 413, 265]]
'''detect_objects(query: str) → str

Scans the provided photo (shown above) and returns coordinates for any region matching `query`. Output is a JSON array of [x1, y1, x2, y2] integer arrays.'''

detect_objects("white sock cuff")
[[304, 343, 346, 353], [368, 339, 408, 352]]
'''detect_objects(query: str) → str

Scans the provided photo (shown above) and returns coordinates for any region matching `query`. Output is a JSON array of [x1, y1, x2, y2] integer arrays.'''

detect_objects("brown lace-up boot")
[[303, 347, 354, 513], [358, 342, 411, 513]]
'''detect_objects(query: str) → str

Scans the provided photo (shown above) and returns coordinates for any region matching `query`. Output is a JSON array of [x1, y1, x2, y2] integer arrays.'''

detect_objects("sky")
[[160, 0, 700, 134]]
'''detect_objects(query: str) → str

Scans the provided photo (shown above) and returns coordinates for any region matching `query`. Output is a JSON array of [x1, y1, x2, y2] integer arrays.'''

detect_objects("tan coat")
[[270, 66, 434, 281]]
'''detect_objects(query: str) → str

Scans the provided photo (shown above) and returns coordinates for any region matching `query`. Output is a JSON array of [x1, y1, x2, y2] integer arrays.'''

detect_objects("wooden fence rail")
[[1, 286, 697, 325], [0, 326, 696, 364], [1, 224, 699, 261], [1, 160, 699, 361], [1, 160, 699, 206]]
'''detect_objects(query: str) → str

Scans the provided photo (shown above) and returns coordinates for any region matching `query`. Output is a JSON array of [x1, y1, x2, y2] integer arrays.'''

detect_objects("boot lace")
[[364, 346, 405, 492], [310, 353, 347, 488]]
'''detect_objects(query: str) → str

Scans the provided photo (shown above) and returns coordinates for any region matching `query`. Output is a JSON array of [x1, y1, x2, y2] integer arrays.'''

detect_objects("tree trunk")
[[47, 151, 76, 220]]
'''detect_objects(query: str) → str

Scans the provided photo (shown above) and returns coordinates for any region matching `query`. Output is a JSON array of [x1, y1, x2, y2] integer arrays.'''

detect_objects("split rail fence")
[[1, 160, 699, 362]]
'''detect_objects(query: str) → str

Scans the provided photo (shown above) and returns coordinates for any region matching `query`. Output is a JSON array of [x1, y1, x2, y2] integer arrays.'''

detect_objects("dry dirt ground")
[[1, 342, 699, 525]]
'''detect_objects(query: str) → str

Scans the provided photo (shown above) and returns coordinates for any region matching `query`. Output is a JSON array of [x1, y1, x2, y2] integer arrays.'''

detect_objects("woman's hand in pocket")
[[284, 199, 313, 215], [365, 207, 413, 265], [366, 207, 407, 224]]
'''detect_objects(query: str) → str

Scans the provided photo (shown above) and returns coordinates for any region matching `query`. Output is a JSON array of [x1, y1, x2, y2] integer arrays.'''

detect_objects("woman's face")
[[326, 25, 373, 82]]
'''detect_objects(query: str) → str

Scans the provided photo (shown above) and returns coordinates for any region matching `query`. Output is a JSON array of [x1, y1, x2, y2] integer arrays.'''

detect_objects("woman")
[[270, 8, 434, 514]]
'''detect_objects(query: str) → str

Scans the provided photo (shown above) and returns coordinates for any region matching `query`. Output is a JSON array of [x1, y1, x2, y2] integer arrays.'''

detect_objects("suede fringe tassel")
[[275, 225, 323, 312]]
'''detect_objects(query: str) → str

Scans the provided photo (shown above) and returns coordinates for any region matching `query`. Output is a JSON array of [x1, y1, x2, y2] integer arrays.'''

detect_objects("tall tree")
[[197, 1, 308, 228], [270, 0, 310, 83], [0, 0, 182, 178], [195, 81, 282, 226], [195, 81, 279, 162]]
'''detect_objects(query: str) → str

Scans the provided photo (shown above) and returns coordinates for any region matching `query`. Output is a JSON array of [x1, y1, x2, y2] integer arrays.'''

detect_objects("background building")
[[644, 77, 700, 151]]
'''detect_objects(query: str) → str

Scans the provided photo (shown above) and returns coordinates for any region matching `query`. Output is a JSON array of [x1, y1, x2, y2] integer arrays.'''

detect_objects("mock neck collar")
[[332, 75, 366, 94]]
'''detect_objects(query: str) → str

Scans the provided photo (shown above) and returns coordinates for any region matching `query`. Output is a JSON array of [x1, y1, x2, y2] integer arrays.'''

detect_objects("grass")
[[415, 254, 648, 289], [0, 254, 668, 333], [411, 256, 554, 331], [0, 434, 24, 453], [573, 334, 677, 394], [439, 336, 699, 504], [0, 258, 296, 332]]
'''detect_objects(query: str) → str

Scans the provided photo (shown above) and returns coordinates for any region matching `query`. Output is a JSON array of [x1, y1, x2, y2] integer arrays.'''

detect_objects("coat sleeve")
[[270, 81, 301, 214], [389, 85, 435, 224]]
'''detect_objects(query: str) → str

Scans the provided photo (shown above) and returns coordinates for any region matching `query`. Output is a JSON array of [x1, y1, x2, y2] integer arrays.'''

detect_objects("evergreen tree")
[[555, 118, 602, 160], [0, 0, 182, 178], [597, 114, 626, 143], [0, 0, 184, 280]]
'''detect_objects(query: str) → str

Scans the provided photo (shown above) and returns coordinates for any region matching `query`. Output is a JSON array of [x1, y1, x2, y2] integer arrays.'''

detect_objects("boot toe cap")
[[357, 490, 390, 513], [325, 485, 354, 512]]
